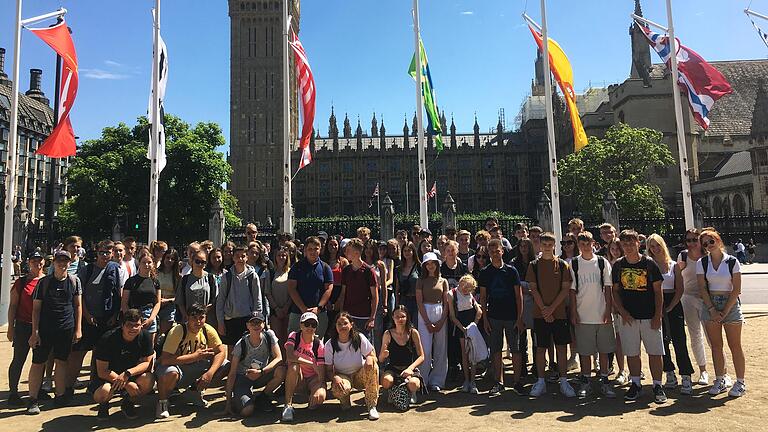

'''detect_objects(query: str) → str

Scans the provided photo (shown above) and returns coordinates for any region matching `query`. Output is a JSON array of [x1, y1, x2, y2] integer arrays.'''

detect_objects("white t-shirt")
[[659, 260, 676, 292], [569, 255, 612, 324], [324, 334, 374, 375], [695, 253, 741, 293], [735, 242, 745, 253]]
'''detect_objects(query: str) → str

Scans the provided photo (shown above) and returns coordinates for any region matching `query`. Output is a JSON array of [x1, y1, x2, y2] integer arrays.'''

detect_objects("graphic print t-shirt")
[[612, 256, 662, 320], [284, 331, 325, 378]]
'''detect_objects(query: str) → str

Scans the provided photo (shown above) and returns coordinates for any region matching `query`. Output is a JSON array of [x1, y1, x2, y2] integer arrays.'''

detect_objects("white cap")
[[421, 252, 441, 267]]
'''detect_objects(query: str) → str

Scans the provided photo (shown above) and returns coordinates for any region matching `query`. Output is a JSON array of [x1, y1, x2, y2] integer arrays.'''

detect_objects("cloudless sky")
[[1, 0, 765, 154]]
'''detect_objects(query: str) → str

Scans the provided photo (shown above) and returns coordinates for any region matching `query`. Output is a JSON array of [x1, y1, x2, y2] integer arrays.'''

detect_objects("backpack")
[[155, 322, 214, 356], [451, 287, 476, 314], [571, 256, 607, 293], [289, 331, 321, 361], [387, 381, 411, 411], [700, 255, 737, 294], [35, 274, 80, 303], [224, 270, 255, 307], [237, 330, 276, 362], [530, 258, 569, 296]]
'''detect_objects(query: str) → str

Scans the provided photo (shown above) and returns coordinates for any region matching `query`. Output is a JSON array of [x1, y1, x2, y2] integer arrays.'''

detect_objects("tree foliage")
[[557, 124, 675, 219], [59, 114, 240, 245]]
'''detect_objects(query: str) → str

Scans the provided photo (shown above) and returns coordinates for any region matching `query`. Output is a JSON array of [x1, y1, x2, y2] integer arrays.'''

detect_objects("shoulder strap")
[[701, 255, 710, 292], [179, 274, 190, 308], [312, 337, 321, 359], [531, 259, 540, 289], [727, 256, 737, 276], [597, 256, 606, 288], [247, 273, 255, 305], [238, 336, 248, 361], [681, 250, 688, 263], [572, 258, 580, 293], [207, 273, 218, 300], [224, 271, 233, 302]]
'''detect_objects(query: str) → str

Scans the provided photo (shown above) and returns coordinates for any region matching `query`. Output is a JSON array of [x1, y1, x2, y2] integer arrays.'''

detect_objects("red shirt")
[[342, 262, 376, 318], [14, 276, 40, 324]]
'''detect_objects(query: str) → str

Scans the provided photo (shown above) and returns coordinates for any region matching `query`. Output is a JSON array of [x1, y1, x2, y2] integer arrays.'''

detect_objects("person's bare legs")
[[724, 323, 745, 380], [28, 362, 45, 399]]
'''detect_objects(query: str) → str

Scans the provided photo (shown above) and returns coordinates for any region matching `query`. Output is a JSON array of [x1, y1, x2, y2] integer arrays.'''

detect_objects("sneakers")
[[428, 385, 442, 393], [410, 393, 418, 405], [187, 390, 208, 408], [41, 378, 53, 393], [624, 383, 641, 401], [461, 381, 471, 393], [511, 382, 526, 396], [26, 399, 40, 415], [560, 380, 577, 398], [121, 399, 138, 420], [489, 382, 505, 396], [681, 375, 693, 395], [368, 407, 380, 420], [708, 378, 728, 395], [73, 379, 89, 390], [653, 384, 667, 403], [723, 374, 734, 388], [262, 393, 277, 413], [698, 371, 710, 386], [7, 392, 24, 407], [601, 382, 617, 398], [529, 380, 546, 398], [577, 376, 590, 398], [728, 381, 746, 397], [615, 370, 629, 386], [664, 372, 678, 389], [155, 399, 170, 419], [566, 357, 579, 372], [469, 382, 479, 394], [281, 405, 295, 423], [97, 403, 110, 420]]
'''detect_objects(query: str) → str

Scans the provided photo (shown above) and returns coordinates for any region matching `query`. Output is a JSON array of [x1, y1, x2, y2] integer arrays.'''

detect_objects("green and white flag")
[[408, 38, 443, 152]]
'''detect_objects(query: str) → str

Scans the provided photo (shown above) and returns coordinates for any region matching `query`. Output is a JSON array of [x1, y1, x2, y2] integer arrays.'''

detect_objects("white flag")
[[148, 15, 168, 173]]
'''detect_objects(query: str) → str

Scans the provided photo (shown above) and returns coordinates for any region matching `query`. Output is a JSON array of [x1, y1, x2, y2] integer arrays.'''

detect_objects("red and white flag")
[[368, 183, 379, 208], [289, 31, 315, 170], [29, 20, 78, 157], [428, 181, 437, 199]]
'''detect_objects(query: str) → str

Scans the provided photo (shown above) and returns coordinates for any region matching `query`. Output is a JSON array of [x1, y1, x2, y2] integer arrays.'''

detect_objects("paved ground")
[[736, 263, 768, 305]]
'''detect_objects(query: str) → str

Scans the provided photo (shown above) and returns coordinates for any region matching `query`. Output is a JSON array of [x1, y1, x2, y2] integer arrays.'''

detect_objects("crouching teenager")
[[281, 311, 326, 423], [92, 309, 155, 419], [155, 303, 228, 419], [225, 311, 285, 416]]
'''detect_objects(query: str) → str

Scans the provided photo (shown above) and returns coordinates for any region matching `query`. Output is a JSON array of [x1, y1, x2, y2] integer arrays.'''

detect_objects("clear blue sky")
[[1, 0, 765, 154]]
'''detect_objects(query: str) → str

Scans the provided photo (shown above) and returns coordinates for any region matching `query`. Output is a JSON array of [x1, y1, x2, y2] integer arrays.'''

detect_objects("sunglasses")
[[685, 238, 699, 243], [302, 320, 318, 328], [98, 250, 111, 256], [561, 240, 575, 246], [702, 240, 716, 247], [194, 259, 207, 265]]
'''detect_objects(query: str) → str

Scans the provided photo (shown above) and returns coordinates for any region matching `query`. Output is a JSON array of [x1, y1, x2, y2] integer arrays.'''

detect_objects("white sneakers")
[[155, 399, 170, 419], [615, 370, 629, 386], [529, 380, 547, 397], [728, 381, 746, 397], [560, 380, 577, 398], [368, 407, 380, 420], [282, 405, 295, 423], [698, 371, 710, 386], [681, 375, 693, 395], [708, 378, 728, 395], [664, 372, 678, 389]]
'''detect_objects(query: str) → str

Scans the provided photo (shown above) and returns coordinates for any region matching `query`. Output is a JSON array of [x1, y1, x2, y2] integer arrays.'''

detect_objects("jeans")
[[8, 321, 32, 394], [662, 293, 695, 376]]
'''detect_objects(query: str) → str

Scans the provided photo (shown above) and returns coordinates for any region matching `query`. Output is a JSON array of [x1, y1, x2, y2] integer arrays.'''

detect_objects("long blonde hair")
[[647, 234, 673, 273]]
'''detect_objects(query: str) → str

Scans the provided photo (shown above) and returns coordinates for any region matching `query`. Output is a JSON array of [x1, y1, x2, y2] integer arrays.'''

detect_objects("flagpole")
[[540, 0, 563, 256], [281, 0, 293, 234], [412, 0, 429, 229], [746, 8, 768, 21], [406, 180, 410, 215], [377, 187, 381, 218], [1, 0, 24, 325], [148, 0, 160, 244], [665, 0, 694, 230]]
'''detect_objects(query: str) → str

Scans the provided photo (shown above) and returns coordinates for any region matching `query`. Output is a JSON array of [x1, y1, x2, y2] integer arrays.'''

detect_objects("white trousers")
[[681, 293, 708, 368], [418, 302, 447, 388]]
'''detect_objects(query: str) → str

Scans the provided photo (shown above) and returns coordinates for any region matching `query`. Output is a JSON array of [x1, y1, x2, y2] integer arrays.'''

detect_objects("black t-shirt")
[[34, 275, 81, 332], [94, 327, 153, 374], [479, 263, 521, 321], [457, 249, 475, 266], [440, 260, 468, 290], [123, 275, 160, 309], [612, 256, 663, 320]]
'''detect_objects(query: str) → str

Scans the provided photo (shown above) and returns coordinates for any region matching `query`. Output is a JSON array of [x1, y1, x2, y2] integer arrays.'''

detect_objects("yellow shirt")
[[162, 323, 222, 356]]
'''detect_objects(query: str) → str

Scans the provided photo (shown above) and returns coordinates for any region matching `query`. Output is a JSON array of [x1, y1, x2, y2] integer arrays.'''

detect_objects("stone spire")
[[450, 114, 457, 147], [343, 113, 352, 138], [629, 0, 652, 86], [328, 105, 339, 138], [532, 48, 545, 96], [440, 110, 447, 134], [371, 112, 379, 137], [403, 115, 410, 146], [751, 78, 768, 141], [473, 114, 480, 147], [412, 112, 418, 136]]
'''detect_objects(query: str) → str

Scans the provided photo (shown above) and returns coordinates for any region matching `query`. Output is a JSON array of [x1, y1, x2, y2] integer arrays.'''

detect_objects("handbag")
[[387, 381, 411, 411]]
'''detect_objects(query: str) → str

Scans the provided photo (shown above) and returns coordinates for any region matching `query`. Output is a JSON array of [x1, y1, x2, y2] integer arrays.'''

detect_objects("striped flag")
[[147, 20, 168, 173], [408, 38, 443, 152], [289, 30, 316, 171], [368, 183, 379, 208], [427, 181, 437, 199], [750, 18, 768, 48], [638, 23, 733, 130]]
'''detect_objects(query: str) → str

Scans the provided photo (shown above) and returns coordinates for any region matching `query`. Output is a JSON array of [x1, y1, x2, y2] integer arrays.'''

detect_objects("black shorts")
[[223, 316, 250, 346], [533, 318, 571, 347], [73, 319, 112, 352], [32, 328, 74, 363]]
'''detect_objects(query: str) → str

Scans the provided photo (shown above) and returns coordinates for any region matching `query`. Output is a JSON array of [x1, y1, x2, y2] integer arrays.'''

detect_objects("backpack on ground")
[[571, 256, 607, 293]]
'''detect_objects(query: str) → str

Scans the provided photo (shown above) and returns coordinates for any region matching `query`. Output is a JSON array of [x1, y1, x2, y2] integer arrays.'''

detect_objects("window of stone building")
[[483, 158, 493, 169], [390, 159, 400, 171], [461, 176, 471, 191], [366, 160, 378, 171], [483, 175, 495, 192], [509, 175, 520, 192]]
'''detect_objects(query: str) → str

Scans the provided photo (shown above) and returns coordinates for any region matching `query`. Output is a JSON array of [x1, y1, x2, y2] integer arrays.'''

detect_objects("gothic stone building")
[[0, 49, 70, 227]]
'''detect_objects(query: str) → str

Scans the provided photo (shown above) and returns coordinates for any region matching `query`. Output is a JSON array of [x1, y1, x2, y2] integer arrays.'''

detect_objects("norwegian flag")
[[638, 24, 733, 130], [289, 30, 316, 170], [428, 181, 437, 199]]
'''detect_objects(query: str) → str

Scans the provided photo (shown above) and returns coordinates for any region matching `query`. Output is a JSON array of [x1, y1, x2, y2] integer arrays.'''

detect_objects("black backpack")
[[700, 255, 737, 294], [571, 256, 607, 293], [236, 330, 276, 362], [289, 331, 322, 361], [155, 322, 214, 356]]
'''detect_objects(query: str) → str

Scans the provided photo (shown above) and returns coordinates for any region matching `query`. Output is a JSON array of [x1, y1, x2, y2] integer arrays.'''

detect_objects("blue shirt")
[[288, 258, 333, 314], [479, 263, 521, 321]]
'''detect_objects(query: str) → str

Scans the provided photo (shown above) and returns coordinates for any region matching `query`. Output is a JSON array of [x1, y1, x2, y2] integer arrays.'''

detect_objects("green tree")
[[557, 123, 675, 219], [59, 114, 241, 245]]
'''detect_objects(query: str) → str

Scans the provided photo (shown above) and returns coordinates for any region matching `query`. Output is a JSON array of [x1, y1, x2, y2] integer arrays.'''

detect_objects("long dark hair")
[[684, 228, 707, 256], [159, 248, 180, 287], [330, 312, 362, 353], [389, 305, 414, 333]]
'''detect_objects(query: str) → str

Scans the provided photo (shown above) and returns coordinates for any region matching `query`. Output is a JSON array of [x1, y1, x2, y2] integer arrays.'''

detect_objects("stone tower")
[[629, 0, 652, 87], [228, 0, 300, 224]]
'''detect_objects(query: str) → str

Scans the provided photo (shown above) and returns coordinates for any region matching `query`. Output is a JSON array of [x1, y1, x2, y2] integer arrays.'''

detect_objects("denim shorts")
[[140, 305, 158, 334], [700, 294, 744, 324]]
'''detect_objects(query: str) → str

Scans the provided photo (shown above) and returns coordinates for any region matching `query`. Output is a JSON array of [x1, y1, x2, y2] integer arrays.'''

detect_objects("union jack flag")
[[750, 18, 768, 48], [368, 183, 379, 208], [428, 181, 437, 199], [289, 30, 316, 170], [638, 23, 732, 130]]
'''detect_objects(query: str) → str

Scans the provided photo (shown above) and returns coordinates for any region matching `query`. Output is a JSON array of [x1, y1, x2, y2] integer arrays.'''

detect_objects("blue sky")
[[1, 0, 765, 154]]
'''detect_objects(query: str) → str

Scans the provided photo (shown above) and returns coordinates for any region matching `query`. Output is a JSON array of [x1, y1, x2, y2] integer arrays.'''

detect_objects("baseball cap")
[[300, 311, 318, 323], [419, 228, 432, 237], [54, 250, 72, 261], [317, 231, 329, 241], [248, 311, 265, 323], [29, 249, 44, 260]]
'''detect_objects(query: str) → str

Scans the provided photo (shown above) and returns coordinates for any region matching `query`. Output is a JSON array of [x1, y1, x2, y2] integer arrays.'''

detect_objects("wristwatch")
[[123, 370, 132, 379]]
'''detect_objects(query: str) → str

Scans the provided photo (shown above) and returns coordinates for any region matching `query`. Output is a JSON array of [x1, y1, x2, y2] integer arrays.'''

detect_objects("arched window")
[[732, 194, 747, 215], [712, 196, 722, 216]]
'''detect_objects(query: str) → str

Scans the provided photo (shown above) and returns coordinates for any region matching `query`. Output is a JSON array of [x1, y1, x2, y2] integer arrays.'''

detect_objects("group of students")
[[4, 218, 747, 423]]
